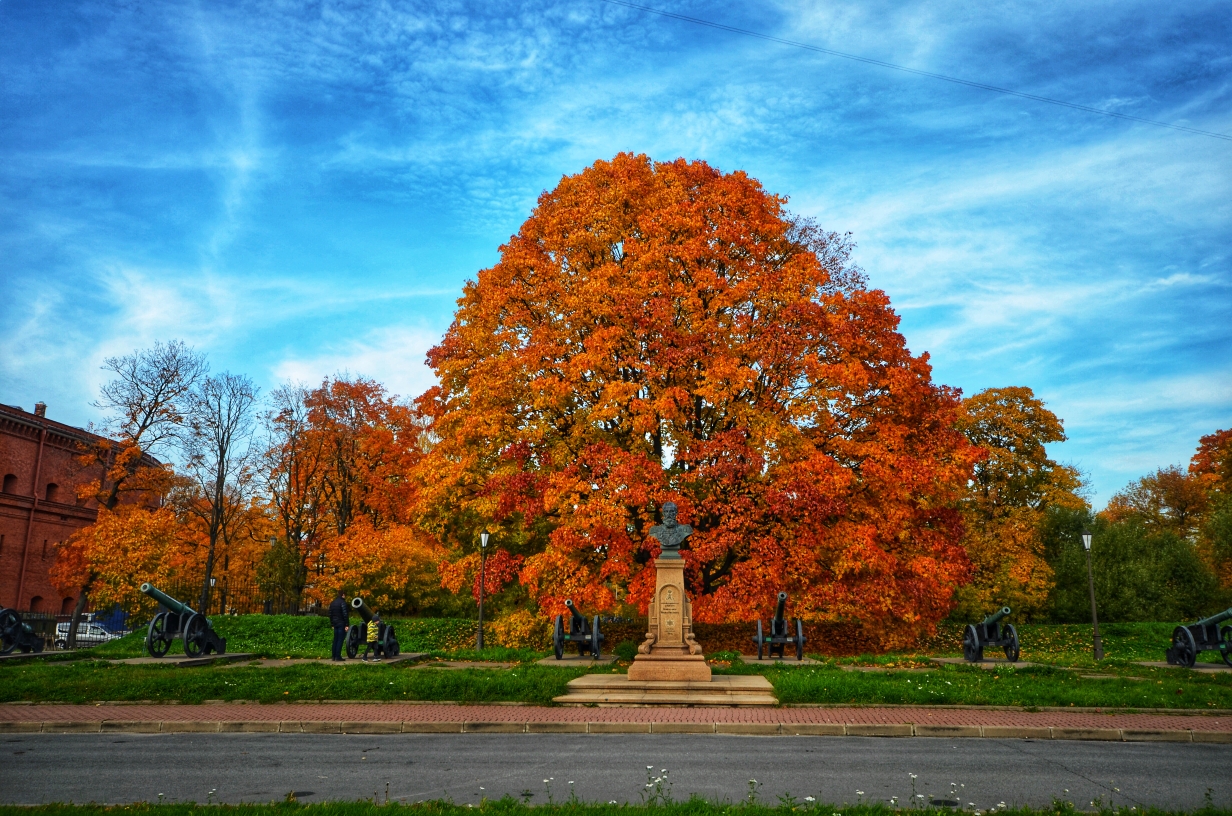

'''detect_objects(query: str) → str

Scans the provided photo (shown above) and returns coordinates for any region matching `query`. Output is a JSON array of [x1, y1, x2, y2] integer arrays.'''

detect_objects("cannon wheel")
[[962, 624, 983, 662], [1171, 626, 1197, 668], [592, 616, 602, 659], [795, 618, 805, 661], [383, 626, 400, 658], [147, 612, 172, 657], [183, 613, 207, 658], [1003, 624, 1020, 662], [755, 620, 765, 660], [1220, 626, 1232, 667], [345, 626, 361, 659], [553, 615, 564, 660], [0, 608, 20, 655]]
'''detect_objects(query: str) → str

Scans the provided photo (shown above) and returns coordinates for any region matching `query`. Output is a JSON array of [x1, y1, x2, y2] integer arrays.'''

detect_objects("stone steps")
[[554, 674, 777, 707]]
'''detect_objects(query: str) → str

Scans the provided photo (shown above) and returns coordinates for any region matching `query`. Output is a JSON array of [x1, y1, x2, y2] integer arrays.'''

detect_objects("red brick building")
[[0, 402, 113, 612]]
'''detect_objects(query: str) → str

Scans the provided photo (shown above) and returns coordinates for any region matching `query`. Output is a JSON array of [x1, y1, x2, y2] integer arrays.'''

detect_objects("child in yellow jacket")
[[362, 614, 381, 662]]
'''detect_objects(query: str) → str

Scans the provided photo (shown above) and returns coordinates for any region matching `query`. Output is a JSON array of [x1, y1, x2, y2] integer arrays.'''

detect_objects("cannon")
[[552, 599, 603, 659], [141, 583, 227, 657], [1166, 607, 1232, 668], [963, 606, 1019, 662], [0, 607, 45, 655], [752, 592, 806, 660], [345, 597, 400, 659]]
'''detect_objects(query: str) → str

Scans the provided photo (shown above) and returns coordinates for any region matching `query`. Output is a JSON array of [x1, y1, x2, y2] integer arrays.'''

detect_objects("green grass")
[[3, 657, 1230, 709], [91, 616, 478, 659], [8, 617, 1230, 709], [739, 662, 1232, 709], [0, 800, 1229, 816], [0, 660, 595, 704]]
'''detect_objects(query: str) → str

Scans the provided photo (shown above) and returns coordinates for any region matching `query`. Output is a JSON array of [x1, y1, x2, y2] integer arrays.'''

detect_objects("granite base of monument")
[[553, 673, 776, 706]]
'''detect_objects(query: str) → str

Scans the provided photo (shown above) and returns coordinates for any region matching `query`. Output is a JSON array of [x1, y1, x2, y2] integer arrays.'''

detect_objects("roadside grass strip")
[[2, 659, 1231, 708], [2, 800, 1231, 816], [0, 662, 588, 705]]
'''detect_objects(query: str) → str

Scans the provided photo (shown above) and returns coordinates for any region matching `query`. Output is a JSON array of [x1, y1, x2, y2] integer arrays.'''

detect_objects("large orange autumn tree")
[[417, 154, 979, 644]]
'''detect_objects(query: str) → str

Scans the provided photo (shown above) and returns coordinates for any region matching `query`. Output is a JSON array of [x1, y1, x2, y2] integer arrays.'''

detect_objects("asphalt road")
[[4, 734, 1228, 810]]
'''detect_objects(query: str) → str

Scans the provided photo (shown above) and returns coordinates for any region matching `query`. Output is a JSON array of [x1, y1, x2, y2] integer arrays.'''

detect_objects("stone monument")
[[627, 502, 712, 682]]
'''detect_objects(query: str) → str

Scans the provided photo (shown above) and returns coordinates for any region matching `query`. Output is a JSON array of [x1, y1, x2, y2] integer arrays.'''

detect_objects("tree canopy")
[[416, 153, 979, 644]]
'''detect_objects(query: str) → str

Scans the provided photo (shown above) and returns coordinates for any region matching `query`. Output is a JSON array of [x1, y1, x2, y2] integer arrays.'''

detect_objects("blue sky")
[[1, 0, 1229, 507]]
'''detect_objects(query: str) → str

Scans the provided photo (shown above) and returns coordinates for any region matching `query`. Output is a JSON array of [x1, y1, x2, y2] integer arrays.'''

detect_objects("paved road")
[[3, 733, 1228, 810]]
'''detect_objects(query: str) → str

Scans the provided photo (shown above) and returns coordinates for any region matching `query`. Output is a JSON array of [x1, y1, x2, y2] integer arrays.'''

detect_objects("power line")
[[597, 0, 1232, 142]]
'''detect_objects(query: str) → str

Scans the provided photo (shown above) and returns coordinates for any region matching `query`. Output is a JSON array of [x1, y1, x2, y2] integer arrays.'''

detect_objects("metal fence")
[[148, 576, 318, 617]]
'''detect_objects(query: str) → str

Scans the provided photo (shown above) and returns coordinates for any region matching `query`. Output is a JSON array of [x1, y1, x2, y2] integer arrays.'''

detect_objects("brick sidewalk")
[[1, 703, 1229, 738]]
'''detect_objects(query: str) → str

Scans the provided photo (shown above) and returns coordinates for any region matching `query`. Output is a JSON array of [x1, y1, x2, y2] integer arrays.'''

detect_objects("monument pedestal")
[[627, 556, 711, 682], [553, 554, 776, 706]]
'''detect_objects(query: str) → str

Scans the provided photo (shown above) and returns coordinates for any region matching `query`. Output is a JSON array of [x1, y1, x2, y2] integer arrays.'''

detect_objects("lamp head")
[[1082, 528, 1092, 551], [481, 529, 490, 548]]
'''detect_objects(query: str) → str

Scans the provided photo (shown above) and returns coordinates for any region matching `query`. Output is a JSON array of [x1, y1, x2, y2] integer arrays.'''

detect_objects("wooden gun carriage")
[[345, 597, 400, 658], [0, 607, 45, 655], [552, 599, 603, 659], [1166, 607, 1232, 668], [752, 592, 806, 660], [142, 583, 227, 657], [962, 606, 1019, 662]]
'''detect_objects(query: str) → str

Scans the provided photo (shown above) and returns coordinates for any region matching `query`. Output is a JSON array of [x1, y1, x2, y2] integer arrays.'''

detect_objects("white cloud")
[[272, 325, 441, 402]]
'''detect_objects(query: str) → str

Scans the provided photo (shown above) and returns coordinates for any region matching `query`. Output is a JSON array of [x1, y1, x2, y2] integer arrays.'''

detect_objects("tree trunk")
[[66, 587, 91, 650]]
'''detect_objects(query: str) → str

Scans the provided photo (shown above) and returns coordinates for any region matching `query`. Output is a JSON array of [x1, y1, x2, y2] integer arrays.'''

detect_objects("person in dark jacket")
[[329, 590, 350, 661]]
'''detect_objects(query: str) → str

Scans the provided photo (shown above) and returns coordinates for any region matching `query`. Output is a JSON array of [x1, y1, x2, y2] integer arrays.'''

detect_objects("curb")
[[3, 720, 1230, 741]]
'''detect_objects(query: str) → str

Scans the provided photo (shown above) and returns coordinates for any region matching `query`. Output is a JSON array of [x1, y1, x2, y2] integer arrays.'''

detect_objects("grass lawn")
[[88, 616, 481, 660], [4, 618, 1229, 709], [0, 800, 1229, 816]]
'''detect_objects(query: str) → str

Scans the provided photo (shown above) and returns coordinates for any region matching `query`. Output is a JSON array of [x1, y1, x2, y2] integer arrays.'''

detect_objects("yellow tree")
[[1190, 429, 1232, 588], [955, 386, 1085, 619], [315, 519, 445, 613], [51, 505, 182, 619]]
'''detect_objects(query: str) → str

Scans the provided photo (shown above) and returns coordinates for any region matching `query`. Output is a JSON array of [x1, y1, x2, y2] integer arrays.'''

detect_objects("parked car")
[[54, 621, 123, 649]]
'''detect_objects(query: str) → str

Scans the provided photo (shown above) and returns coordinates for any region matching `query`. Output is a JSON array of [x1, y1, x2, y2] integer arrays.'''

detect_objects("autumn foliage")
[[416, 153, 980, 645], [953, 387, 1085, 620], [50, 505, 182, 616]]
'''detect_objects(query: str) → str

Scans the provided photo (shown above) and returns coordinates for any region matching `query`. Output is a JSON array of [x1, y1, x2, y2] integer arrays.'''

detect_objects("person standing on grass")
[[329, 590, 349, 661], [362, 612, 382, 662]]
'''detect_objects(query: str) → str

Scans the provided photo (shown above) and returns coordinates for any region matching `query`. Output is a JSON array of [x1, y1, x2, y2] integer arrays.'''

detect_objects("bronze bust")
[[648, 501, 691, 559]]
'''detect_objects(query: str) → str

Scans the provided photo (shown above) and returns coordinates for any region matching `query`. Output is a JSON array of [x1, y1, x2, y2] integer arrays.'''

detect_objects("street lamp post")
[[476, 529, 490, 651], [1082, 527, 1104, 660]]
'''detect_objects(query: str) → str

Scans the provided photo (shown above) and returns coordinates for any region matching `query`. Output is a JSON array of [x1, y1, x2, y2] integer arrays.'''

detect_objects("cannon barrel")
[[350, 597, 375, 623], [773, 592, 788, 623], [1195, 607, 1232, 628], [140, 583, 197, 617], [981, 606, 1012, 626], [564, 599, 586, 627]]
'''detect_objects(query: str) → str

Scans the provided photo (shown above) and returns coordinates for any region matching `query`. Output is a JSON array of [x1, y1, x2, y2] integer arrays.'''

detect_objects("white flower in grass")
[[805, 797, 816, 803]]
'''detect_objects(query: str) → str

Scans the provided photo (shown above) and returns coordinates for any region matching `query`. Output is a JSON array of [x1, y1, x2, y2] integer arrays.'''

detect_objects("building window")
[[42, 539, 48, 558], [45, 483, 60, 502], [28, 596, 44, 613], [2, 474, 16, 493], [60, 598, 75, 614], [0, 533, 4, 555]]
